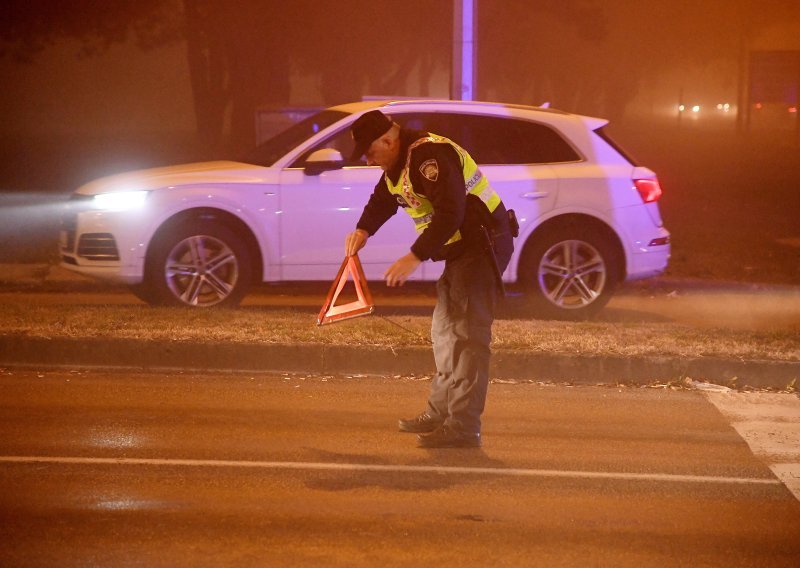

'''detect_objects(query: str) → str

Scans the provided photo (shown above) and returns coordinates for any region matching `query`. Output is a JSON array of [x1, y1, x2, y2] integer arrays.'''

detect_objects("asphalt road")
[[1, 369, 798, 567]]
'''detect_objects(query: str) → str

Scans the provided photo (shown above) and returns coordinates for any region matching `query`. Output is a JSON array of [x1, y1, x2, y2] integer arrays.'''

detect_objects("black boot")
[[417, 425, 481, 448], [398, 412, 444, 433]]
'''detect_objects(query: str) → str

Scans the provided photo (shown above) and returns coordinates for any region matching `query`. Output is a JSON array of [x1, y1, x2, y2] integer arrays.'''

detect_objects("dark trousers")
[[425, 233, 513, 434]]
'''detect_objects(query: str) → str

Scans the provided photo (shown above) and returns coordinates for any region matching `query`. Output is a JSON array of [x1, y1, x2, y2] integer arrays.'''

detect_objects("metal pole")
[[451, 0, 477, 101], [795, 56, 800, 146]]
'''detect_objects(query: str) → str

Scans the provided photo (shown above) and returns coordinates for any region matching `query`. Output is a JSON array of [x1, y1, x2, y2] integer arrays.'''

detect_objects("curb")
[[1, 336, 797, 389]]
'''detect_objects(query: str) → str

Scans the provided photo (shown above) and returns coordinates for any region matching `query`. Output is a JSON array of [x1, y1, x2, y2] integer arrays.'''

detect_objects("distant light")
[[789, 106, 798, 114], [755, 102, 763, 110], [691, 105, 700, 113], [723, 103, 730, 111], [716, 104, 723, 110], [312, 123, 320, 133], [678, 104, 685, 112]]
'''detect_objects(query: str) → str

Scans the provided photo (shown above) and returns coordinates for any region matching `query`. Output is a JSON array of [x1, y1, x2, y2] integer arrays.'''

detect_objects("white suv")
[[60, 100, 670, 319]]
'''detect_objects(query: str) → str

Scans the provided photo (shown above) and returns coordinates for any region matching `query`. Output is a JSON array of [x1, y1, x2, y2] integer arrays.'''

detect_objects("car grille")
[[77, 233, 120, 261]]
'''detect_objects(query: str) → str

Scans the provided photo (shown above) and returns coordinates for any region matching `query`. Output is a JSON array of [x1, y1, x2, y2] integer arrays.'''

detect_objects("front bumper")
[[59, 195, 146, 285]]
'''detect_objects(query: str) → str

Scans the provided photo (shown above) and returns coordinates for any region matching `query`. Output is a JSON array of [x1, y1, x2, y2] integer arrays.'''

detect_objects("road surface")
[[1, 369, 798, 566]]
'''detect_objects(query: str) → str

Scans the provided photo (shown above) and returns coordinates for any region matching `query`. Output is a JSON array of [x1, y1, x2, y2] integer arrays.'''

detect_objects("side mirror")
[[305, 148, 344, 176]]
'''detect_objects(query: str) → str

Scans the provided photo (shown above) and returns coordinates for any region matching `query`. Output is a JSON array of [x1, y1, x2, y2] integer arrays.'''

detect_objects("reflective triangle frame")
[[316, 254, 375, 326]]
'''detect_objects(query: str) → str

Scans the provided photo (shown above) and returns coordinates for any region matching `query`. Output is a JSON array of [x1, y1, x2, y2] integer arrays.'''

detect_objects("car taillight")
[[634, 178, 662, 203]]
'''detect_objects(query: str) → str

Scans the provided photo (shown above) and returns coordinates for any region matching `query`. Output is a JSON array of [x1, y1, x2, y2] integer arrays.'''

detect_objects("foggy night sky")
[[0, 0, 797, 181], [0, 38, 194, 136]]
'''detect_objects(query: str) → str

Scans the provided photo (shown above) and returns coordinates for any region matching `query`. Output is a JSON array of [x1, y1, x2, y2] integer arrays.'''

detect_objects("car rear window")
[[593, 126, 640, 166], [395, 112, 581, 165]]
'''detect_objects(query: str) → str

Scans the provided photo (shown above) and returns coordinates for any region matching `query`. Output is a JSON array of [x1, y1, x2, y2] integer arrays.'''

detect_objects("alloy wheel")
[[164, 235, 239, 306], [537, 239, 607, 309]]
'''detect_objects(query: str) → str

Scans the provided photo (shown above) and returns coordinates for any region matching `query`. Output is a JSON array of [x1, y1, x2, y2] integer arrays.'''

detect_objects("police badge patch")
[[419, 159, 439, 182]]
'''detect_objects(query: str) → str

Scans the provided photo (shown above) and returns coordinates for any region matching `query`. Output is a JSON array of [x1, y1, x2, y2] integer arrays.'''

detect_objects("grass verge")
[[1, 304, 798, 362]]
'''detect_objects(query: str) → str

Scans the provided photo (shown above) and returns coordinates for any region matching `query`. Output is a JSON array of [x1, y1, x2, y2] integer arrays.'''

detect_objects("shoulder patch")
[[419, 158, 439, 182]]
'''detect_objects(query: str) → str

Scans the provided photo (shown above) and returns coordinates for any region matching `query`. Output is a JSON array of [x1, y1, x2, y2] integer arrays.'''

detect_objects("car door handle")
[[521, 191, 549, 200]]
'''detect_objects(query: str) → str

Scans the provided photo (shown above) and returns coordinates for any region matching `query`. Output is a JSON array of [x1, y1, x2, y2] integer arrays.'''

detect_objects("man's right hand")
[[345, 229, 369, 257]]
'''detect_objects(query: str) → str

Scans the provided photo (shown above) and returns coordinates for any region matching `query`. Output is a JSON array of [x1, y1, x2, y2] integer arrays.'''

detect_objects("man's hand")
[[384, 252, 421, 287], [345, 229, 369, 257]]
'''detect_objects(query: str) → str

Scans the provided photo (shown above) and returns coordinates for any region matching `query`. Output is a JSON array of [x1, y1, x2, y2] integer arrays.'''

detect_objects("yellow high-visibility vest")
[[385, 134, 501, 245]]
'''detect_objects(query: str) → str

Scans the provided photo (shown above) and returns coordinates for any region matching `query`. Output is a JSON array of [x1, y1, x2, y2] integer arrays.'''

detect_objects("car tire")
[[143, 221, 253, 308], [519, 226, 620, 320], [128, 282, 157, 304]]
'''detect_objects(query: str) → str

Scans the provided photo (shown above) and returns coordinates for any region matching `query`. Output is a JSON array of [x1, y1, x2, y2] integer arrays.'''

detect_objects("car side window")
[[288, 127, 366, 168], [394, 112, 581, 165]]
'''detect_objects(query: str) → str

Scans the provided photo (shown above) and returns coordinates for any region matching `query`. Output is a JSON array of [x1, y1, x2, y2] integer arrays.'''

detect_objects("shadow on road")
[[302, 447, 510, 492]]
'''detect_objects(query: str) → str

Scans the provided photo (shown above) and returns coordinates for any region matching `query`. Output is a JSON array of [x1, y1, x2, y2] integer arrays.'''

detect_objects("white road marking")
[[0, 455, 780, 486], [705, 391, 800, 501]]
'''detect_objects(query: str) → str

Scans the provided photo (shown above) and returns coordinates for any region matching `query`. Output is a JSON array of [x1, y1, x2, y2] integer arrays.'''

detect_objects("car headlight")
[[92, 190, 150, 211]]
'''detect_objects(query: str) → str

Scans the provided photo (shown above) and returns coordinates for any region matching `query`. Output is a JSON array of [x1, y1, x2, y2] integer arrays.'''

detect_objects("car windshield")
[[243, 110, 350, 167]]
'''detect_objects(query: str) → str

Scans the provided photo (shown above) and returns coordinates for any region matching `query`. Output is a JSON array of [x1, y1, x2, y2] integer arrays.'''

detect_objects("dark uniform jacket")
[[356, 128, 509, 262]]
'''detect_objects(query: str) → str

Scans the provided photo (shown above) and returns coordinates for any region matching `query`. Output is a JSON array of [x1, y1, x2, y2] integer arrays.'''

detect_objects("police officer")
[[345, 110, 513, 448]]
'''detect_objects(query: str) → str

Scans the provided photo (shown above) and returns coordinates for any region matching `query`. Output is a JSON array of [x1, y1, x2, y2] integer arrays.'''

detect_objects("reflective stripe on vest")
[[385, 134, 501, 245]]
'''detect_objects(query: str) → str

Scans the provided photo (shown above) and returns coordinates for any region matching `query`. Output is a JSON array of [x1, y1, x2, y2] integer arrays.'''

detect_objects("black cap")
[[350, 110, 393, 161]]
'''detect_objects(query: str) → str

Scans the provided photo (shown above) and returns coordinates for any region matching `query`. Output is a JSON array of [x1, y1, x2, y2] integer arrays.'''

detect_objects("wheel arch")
[[144, 207, 264, 284], [516, 213, 626, 285]]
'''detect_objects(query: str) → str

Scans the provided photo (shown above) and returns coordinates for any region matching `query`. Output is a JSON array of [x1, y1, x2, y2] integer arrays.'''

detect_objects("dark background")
[[0, 0, 798, 283]]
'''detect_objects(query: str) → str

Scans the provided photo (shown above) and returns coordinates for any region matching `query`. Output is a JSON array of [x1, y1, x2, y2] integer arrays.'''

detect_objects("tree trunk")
[[216, 1, 291, 153], [183, 0, 228, 155]]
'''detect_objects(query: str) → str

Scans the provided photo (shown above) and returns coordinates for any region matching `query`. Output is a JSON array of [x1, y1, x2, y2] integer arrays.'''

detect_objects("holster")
[[479, 225, 506, 297], [463, 194, 515, 298]]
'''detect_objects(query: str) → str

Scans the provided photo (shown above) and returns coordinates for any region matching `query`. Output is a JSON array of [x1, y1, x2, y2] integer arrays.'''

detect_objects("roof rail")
[[380, 99, 571, 116]]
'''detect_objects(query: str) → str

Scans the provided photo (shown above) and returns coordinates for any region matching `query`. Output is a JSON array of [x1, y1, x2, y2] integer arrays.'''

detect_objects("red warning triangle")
[[317, 254, 375, 326]]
